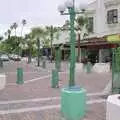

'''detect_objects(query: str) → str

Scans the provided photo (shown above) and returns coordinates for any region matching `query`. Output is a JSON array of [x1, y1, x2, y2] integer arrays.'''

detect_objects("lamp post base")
[[61, 86, 86, 120]]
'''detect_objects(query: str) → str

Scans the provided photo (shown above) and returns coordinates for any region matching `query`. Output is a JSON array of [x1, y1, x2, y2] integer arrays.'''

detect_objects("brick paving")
[[0, 61, 111, 120], [0, 103, 106, 120]]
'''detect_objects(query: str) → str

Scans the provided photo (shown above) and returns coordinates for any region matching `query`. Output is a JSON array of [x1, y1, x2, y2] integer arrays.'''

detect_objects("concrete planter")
[[93, 63, 110, 73], [0, 74, 6, 90], [61, 87, 86, 120], [106, 94, 120, 120]]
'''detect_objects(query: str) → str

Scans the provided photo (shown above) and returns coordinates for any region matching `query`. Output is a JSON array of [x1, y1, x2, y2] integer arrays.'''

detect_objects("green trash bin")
[[51, 69, 59, 88], [16, 68, 24, 85]]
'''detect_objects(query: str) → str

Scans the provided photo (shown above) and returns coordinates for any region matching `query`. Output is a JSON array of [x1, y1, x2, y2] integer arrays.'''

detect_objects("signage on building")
[[107, 34, 120, 42]]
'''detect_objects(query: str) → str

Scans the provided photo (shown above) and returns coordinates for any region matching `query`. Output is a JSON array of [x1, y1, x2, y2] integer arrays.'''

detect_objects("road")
[[0, 60, 111, 120]]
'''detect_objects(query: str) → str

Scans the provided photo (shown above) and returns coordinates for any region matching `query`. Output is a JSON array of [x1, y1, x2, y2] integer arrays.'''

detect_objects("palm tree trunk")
[[50, 29, 53, 63], [20, 26, 24, 57]]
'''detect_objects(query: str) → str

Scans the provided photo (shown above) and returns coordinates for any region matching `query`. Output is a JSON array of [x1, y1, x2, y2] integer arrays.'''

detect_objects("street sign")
[[107, 34, 120, 42]]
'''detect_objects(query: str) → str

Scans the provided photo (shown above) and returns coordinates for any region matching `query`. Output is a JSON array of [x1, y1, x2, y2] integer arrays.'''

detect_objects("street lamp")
[[58, 0, 87, 119], [58, 0, 87, 87]]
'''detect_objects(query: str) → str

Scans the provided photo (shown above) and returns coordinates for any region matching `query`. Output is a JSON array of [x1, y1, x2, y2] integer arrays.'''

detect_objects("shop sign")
[[107, 34, 120, 42]]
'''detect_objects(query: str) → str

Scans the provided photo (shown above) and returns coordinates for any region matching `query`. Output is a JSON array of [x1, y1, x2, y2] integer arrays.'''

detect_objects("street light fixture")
[[58, 0, 87, 87], [58, 1, 88, 119]]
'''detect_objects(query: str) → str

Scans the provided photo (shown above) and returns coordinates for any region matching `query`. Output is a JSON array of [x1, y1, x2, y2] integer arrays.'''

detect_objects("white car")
[[0, 54, 9, 61]]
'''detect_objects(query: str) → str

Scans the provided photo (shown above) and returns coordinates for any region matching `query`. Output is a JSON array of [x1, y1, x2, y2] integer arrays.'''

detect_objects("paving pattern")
[[0, 60, 111, 120]]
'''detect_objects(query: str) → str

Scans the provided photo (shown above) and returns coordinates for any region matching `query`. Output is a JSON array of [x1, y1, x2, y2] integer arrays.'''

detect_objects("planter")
[[61, 86, 86, 120], [0, 74, 6, 90], [93, 63, 110, 73], [106, 94, 120, 120]]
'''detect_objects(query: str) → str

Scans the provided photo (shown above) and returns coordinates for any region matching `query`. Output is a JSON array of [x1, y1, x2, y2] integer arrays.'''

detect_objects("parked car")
[[0, 54, 9, 61], [9, 54, 21, 61]]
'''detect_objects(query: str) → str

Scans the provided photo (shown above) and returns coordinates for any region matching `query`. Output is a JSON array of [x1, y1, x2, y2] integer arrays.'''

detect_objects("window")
[[87, 17, 94, 33], [107, 9, 118, 24]]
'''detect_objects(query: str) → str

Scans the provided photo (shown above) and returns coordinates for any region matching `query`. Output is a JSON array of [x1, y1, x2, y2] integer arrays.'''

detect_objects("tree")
[[12, 22, 18, 36], [45, 25, 59, 62], [19, 19, 27, 56], [7, 29, 11, 39], [21, 19, 27, 37], [24, 33, 34, 63], [0, 36, 3, 41]]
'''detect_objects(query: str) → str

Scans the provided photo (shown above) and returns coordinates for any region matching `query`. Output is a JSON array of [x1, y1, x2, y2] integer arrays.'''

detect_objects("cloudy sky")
[[0, 0, 94, 35]]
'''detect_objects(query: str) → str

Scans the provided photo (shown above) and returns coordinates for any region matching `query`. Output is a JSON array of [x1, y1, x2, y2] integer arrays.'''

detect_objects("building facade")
[[80, 0, 120, 63], [53, 0, 120, 62]]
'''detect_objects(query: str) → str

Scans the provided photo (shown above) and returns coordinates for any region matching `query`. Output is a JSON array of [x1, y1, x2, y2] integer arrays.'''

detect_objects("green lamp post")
[[58, 0, 87, 119], [37, 38, 40, 67]]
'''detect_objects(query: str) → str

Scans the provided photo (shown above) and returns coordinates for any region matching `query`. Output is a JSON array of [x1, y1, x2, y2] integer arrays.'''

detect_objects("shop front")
[[80, 37, 118, 64]]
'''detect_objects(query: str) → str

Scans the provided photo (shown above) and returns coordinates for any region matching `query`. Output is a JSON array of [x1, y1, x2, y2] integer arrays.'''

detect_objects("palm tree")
[[12, 22, 19, 55], [21, 19, 27, 37], [12, 22, 18, 36], [25, 33, 34, 63], [7, 29, 11, 39], [20, 19, 27, 57], [0, 36, 3, 41], [4, 29, 11, 40], [45, 25, 58, 62], [10, 25, 14, 30], [31, 27, 46, 66]]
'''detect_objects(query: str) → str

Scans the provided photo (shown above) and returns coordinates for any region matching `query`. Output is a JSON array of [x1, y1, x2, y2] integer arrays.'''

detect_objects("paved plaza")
[[0, 60, 111, 120]]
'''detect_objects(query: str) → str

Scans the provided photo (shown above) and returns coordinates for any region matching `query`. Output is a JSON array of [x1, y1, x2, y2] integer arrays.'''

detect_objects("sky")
[[0, 0, 94, 36]]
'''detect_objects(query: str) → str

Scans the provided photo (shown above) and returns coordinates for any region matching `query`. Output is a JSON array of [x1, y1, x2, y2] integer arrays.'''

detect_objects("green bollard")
[[42, 60, 46, 69], [16, 68, 24, 85], [0, 60, 3, 68], [55, 47, 61, 72], [86, 62, 92, 73], [51, 69, 59, 88]]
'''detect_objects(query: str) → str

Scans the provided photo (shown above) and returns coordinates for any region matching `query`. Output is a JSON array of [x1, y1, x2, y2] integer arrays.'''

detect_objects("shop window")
[[107, 9, 118, 24]]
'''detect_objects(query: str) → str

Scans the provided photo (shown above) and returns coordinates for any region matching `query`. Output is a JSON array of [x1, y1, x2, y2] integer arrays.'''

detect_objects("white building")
[[53, 0, 120, 62], [82, 0, 120, 63], [87, 0, 120, 37]]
